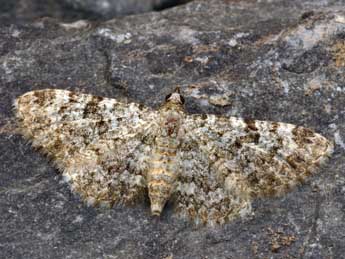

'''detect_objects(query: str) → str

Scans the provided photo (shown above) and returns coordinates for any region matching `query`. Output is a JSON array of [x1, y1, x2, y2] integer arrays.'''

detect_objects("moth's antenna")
[[174, 86, 181, 93]]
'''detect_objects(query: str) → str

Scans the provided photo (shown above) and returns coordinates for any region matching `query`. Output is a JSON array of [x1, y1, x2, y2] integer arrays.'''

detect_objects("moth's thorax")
[[159, 106, 184, 135], [147, 103, 185, 216]]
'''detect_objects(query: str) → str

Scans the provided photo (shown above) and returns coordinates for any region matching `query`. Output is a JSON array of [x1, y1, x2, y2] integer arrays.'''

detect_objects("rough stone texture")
[[0, 0, 345, 258], [0, 0, 82, 24], [0, 0, 189, 24], [62, 0, 191, 20]]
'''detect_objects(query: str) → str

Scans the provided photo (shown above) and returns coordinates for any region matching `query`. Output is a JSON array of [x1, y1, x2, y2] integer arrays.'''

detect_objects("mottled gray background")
[[0, 0, 345, 258]]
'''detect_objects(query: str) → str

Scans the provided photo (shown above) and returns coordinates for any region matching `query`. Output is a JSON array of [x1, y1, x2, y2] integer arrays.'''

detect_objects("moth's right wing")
[[173, 114, 333, 225], [15, 89, 159, 206]]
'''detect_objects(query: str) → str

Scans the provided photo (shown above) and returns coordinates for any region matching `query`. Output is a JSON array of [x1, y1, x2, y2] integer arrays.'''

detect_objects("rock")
[[1, 0, 345, 258], [0, 0, 190, 24], [62, 0, 191, 19], [0, 0, 82, 24]]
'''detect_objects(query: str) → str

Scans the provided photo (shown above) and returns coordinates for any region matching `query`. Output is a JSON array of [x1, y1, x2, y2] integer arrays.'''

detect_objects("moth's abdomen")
[[147, 138, 179, 216]]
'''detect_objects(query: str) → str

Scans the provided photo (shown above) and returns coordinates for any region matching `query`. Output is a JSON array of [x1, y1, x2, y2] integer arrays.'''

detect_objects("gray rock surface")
[[0, 0, 189, 24], [62, 0, 191, 19], [0, 0, 82, 24], [1, 0, 345, 258]]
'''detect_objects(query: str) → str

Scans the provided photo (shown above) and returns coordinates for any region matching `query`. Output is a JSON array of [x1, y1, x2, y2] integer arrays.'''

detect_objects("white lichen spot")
[[335, 14, 345, 24], [60, 20, 90, 30], [334, 130, 345, 150], [11, 29, 21, 38], [228, 39, 238, 47], [177, 27, 200, 44], [208, 94, 232, 107], [228, 32, 250, 47], [97, 28, 132, 44], [281, 80, 290, 95], [195, 56, 209, 64], [72, 215, 84, 224]]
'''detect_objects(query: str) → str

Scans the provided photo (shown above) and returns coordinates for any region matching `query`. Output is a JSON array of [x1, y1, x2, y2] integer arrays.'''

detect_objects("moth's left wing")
[[15, 89, 159, 206], [174, 114, 333, 225]]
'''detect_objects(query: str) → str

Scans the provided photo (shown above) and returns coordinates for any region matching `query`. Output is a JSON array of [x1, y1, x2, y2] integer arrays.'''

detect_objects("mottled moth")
[[15, 87, 333, 225]]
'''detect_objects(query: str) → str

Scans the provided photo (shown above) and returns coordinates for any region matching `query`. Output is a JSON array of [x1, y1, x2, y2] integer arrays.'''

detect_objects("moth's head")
[[164, 87, 185, 106]]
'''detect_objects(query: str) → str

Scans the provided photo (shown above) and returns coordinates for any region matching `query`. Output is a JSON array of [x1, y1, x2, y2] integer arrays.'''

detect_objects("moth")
[[14, 88, 333, 225]]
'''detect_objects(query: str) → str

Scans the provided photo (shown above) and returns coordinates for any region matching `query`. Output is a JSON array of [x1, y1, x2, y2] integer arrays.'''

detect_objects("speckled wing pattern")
[[174, 114, 333, 225], [15, 89, 158, 206], [15, 89, 333, 225]]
